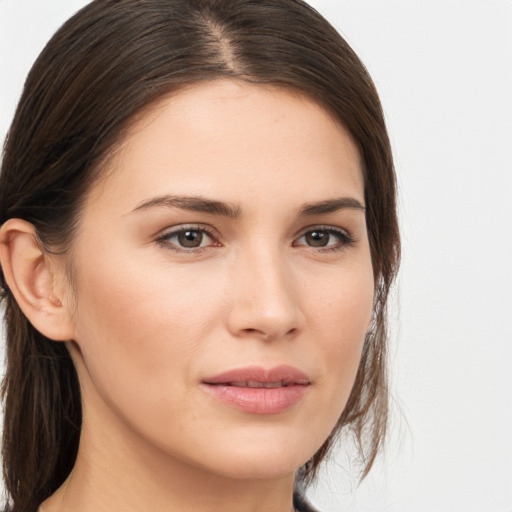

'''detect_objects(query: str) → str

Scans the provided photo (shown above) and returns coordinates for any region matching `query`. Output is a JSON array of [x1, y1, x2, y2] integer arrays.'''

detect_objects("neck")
[[40, 393, 297, 512], [42, 467, 296, 512]]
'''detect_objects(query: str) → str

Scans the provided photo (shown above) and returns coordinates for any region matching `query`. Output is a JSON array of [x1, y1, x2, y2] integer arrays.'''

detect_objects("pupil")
[[178, 230, 202, 248], [306, 231, 328, 247]]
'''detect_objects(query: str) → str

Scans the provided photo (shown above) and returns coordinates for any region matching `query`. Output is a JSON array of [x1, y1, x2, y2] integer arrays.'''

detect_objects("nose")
[[225, 243, 305, 342]]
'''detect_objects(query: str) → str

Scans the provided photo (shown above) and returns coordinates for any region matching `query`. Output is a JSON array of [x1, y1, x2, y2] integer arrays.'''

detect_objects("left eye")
[[294, 227, 353, 250], [157, 227, 215, 250]]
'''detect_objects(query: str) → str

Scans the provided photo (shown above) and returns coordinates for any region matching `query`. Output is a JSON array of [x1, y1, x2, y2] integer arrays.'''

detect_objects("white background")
[[1, 1, 511, 511]]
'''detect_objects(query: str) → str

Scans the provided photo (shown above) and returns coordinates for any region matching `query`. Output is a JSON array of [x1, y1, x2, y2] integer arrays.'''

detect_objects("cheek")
[[71, 255, 225, 402], [305, 261, 374, 421], [69, 256, 235, 460], [307, 257, 374, 345]]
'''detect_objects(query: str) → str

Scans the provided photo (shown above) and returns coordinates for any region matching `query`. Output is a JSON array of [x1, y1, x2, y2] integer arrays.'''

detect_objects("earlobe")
[[0, 219, 75, 341]]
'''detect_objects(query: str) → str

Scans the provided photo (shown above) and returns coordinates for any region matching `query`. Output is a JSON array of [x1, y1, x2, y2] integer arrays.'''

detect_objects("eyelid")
[[293, 224, 356, 251], [156, 224, 221, 252]]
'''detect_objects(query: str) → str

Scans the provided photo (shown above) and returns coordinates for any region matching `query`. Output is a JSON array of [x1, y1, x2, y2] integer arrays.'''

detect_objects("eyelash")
[[156, 224, 355, 254], [293, 225, 355, 252], [156, 224, 218, 253]]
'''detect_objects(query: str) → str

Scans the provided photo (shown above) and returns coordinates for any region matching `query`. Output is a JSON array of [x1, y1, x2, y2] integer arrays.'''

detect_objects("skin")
[[1, 80, 374, 512]]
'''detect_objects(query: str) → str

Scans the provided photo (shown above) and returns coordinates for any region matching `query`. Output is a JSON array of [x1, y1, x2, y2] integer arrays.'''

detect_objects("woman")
[[0, 1, 400, 511]]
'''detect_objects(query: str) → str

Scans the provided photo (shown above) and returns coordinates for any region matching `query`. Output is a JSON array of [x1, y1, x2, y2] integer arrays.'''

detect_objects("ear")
[[0, 219, 75, 341]]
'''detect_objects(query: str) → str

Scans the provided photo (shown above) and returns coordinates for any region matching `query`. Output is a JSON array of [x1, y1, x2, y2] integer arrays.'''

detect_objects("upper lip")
[[202, 365, 311, 387]]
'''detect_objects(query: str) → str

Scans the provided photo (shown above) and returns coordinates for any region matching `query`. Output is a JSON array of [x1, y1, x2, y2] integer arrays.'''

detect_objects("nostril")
[[243, 328, 268, 339], [241, 326, 297, 341]]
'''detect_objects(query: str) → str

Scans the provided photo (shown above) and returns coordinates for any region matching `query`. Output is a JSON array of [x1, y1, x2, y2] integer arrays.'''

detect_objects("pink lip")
[[201, 365, 311, 415]]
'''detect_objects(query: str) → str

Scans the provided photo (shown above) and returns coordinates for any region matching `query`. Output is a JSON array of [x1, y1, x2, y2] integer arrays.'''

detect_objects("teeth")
[[229, 380, 287, 388]]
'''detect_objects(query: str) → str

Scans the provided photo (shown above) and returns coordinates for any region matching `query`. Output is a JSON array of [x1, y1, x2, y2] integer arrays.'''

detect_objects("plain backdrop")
[[1, 1, 511, 511]]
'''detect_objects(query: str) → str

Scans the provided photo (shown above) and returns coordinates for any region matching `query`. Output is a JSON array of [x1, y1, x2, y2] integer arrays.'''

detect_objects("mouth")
[[216, 380, 306, 388], [202, 364, 311, 386], [201, 365, 311, 415]]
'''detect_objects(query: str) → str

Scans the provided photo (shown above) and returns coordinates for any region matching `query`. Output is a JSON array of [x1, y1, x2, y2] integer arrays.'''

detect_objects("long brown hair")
[[0, 1, 400, 510]]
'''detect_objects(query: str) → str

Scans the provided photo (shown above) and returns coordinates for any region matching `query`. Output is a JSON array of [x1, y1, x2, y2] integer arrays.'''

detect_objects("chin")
[[174, 428, 323, 481], [199, 453, 308, 481]]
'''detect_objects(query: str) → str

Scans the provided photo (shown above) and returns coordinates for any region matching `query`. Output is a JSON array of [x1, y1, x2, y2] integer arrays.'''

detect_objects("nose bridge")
[[227, 237, 303, 340]]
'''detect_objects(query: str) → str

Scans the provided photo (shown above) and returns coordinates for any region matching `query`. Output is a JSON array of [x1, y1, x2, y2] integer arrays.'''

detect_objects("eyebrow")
[[131, 194, 365, 217], [298, 197, 365, 216], [132, 195, 241, 218]]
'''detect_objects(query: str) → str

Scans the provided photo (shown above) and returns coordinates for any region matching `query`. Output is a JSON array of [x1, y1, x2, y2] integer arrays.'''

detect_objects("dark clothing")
[[294, 491, 319, 512]]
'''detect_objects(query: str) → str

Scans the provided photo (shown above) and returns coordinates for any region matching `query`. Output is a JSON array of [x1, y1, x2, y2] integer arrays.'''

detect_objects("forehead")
[[86, 79, 364, 214]]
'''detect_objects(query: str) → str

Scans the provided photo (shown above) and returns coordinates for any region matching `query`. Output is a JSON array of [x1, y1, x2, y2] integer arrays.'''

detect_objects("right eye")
[[156, 225, 218, 252]]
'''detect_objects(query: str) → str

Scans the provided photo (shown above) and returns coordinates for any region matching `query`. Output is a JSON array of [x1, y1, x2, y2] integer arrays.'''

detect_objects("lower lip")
[[201, 383, 309, 415]]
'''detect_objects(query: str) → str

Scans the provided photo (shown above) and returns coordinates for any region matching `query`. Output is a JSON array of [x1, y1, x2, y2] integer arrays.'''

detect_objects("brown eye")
[[157, 226, 216, 252], [295, 227, 354, 251], [177, 230, 203, 248], [304, 230, 329, 247]]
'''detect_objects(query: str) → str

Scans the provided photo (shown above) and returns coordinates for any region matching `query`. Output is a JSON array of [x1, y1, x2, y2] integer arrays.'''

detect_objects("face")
[[64, 80, 374, 481]]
